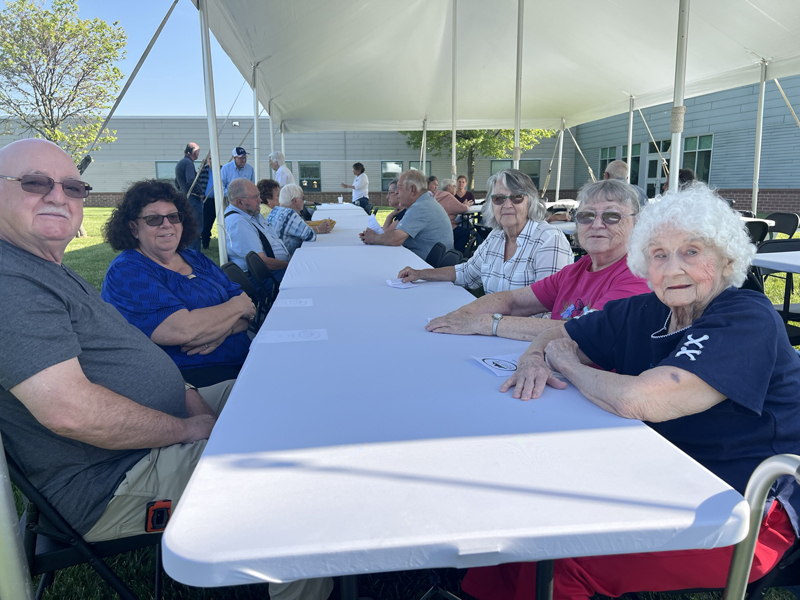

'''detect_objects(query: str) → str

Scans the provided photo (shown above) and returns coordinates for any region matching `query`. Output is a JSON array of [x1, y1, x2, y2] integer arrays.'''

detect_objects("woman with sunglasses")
[[101, 180, 256, 387], [398, 169, 572, 295], [426, 179, 650, 339]]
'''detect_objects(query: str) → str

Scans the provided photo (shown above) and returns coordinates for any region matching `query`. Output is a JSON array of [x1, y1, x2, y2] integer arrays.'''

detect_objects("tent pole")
[[280, 122, 285, 157], [668, 0, 690, 193], [252, 65, 260, 182], [751, 60, 768, 214], [774, 78, 800, 130], [0, 432, 33, 600], [627, 96, 634, 183], [421, 116, 428, 173], [451, 0, 458, 178], [198, 0, 227, 264], [555, 118, 565, 202], [512, 0, 524, 169]]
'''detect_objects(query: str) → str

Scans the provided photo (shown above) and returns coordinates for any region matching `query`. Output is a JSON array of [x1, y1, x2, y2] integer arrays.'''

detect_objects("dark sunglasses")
[[138, 212, 184, 227], [491, 193, 526, 205], [0, 174, 92, 199], [575, 211, 632, 225]]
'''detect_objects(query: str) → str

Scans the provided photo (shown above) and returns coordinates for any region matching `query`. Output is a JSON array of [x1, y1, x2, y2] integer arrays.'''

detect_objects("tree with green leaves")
[[401, 128, 556, 190], [0, 0, 126, 162]]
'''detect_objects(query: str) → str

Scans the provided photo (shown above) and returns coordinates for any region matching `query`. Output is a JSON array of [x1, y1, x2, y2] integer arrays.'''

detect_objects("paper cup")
[[337, 196, 343, 203]]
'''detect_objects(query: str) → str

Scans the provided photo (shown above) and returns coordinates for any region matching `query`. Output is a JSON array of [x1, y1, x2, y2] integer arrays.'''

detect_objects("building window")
[[683, 134, 713, 183], [381, 160, 403, 191], [409, 161, 431, 175], [298, 161, 321, 192], [599, 146, 617, 178], [622, 143, 642, 186], [491, 159, 540, 188], [284, 161, 293, 174], [155, 160, 203, 185], [645, 140, 672, 198]]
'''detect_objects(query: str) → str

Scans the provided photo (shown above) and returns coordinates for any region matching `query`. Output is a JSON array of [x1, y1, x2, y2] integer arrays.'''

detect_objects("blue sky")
[[74, 0, 252, 116]]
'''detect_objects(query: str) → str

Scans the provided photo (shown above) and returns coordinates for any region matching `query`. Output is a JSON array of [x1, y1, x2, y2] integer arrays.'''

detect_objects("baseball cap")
[[232, 147, 248, 157]]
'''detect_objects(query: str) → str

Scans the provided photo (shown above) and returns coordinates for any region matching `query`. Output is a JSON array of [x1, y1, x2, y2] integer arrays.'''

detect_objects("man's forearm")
[[370, 230, 406, 246]]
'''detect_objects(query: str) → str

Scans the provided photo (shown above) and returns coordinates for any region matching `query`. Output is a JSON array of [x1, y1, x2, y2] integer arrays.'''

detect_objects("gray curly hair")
[[627, 183, 755, 288]]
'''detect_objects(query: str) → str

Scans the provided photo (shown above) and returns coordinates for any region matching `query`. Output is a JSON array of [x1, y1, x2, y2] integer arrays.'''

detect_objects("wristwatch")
[[491, 313, 503, 336]]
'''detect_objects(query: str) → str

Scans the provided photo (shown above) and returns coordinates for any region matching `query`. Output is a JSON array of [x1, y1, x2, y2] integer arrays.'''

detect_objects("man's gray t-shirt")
[[0, 240, 186, 534], [397, 192, 454, 259]]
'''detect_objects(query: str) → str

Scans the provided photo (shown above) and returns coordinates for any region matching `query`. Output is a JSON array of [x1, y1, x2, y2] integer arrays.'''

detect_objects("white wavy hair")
[[268, 151, 285, 166], [627, 183, 755, 288], [278, 183, 303, 207], [481, 169, 546, 229]]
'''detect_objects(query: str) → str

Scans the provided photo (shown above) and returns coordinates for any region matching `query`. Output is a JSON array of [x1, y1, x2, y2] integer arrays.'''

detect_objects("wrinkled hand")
[[233, 293, 257, 321], [544, 338, 582, 373], [360, 228, 378, 244], [183, 414, 216, 443], [182, 331, 227, 355], [398, 266, 421, 283], [500, 350, 567, 400], [465, 199, 475, 207], [426, 311, 485, 335]]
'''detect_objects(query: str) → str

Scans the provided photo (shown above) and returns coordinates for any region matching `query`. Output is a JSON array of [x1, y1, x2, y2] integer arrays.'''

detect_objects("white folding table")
[[752, 251, 800, 273], [162, 244, 748, 595]]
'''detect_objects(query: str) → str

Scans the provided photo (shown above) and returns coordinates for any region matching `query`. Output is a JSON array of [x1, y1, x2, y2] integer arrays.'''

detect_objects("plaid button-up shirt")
[[265, 206, 317, 256], [454, 220, 572, 294]]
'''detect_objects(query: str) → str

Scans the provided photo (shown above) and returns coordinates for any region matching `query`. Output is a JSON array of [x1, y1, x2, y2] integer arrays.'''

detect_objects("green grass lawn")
[[20, 208, 800, 599]]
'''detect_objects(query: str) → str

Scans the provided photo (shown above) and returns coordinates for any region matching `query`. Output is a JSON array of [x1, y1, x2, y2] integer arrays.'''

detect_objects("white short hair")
[[440, 178, 456, 191], [279, 183, 303, 207], [481, 169, 545, 229], [269, 151, 285, 166], [627, 183, 755, 289]]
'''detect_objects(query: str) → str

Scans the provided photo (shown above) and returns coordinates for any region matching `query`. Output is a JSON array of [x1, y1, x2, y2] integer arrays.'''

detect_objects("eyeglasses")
[[138, 212, 184, 227], [491, 193, 526, 205], [0, 174, 92, 199], [575, 211, 633, 225]]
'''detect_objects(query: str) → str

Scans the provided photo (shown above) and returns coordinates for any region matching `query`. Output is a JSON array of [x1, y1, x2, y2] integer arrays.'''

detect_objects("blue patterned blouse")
[[101, 249, 250, 370]]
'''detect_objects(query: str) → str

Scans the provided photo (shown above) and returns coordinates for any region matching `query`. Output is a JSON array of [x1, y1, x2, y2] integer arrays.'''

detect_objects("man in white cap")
[[220, 146, 255, 197]]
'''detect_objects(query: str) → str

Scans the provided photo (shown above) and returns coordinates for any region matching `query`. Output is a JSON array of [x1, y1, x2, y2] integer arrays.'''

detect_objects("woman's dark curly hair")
[[103, 180, 198, 251], [257, 178, 280, 204]]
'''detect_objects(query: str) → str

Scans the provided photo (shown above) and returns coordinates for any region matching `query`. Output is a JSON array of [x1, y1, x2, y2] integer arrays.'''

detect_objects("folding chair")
[[745, 221, 769, 245], [246, 251, 281, 307], [765, 212, 800, 239], [425, 243, 446, 268], [221, 261, 268, 327], [437, 249, 463, 268], [5, 448, 163, 600]]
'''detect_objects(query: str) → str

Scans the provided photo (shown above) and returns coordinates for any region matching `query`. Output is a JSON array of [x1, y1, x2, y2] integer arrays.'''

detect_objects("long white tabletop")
[[163, 244, 748, 588]]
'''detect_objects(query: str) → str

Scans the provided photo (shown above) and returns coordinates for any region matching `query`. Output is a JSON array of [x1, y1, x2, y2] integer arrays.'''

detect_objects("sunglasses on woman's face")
[[575, 211, 632, 225], [0, 174, 92, 199], [491, 193, 526, 205], [138, 212, 184, 227]]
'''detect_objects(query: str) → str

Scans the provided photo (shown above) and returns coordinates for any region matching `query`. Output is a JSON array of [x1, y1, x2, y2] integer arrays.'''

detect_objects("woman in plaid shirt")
[[399, 169, 572, 294]]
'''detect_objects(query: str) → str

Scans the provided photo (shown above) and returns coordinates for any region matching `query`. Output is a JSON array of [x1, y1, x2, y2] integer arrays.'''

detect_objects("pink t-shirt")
[[530, 254, 650, 320]]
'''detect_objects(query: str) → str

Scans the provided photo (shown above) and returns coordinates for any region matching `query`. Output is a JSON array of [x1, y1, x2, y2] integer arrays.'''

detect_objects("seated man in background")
[[382, 177, 406, 232], [360, 169, 454, 260], [226, 178, 290, 282], [0, 138, 331, 600]]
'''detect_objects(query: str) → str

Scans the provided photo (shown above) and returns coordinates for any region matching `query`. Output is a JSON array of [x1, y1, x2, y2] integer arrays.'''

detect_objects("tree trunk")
[[468, 147, 475, 191]]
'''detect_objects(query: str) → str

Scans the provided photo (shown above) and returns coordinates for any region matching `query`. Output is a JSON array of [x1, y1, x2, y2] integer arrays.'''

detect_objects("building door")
[[645, 140, 671, 198]]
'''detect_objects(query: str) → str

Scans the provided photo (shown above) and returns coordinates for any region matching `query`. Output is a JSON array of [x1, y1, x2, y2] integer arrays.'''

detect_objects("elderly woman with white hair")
[[399, 169, 572, 296], [463, 184, 800, 600], [265, 183, 331, 255], [268, 151, 294, 188]]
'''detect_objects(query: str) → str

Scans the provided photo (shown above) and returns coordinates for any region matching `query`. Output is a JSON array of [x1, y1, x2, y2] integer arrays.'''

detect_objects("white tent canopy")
[[193, 0, 800, 132]]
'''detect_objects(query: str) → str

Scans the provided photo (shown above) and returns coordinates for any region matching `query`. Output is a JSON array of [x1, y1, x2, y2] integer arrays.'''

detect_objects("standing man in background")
[[175, 142, 204, 251], [220, 147, 255, 197], [269, 151, 295, 188]]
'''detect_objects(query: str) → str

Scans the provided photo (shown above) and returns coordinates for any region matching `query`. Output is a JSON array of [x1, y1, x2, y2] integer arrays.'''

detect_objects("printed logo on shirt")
[[560, 299, 596, 320], [674, 334, 709, 361]]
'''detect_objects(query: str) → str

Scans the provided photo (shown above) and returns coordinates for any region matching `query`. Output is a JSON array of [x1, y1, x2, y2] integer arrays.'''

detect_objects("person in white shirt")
[[268, 151, 295, 188], [341, 162, 369, 204]]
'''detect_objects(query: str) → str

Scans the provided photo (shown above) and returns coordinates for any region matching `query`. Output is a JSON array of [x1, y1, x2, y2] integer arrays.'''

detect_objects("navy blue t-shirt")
[[102, 249, 251, 370], [565, 288, 800, 535]]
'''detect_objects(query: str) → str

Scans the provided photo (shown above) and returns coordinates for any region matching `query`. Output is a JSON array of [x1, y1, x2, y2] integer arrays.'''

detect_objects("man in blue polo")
[[220, 147, 255, 197]]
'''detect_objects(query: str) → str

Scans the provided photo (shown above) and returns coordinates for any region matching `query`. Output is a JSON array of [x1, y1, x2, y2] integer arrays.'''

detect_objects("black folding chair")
[[221, 261, 268, 327], [766, 212, 800, 239], [755, 240, 800, 338], [6, 451, 162, 600], [437, 249, 463, 268], [246, 251, 280, 307], [425, 242, 446, 268], [745, 220, 769, 245]]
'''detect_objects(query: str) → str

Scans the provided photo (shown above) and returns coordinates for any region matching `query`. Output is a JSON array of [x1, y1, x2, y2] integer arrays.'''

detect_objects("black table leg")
[[536, 559, 554, 600], [340, 574, 358, 600]]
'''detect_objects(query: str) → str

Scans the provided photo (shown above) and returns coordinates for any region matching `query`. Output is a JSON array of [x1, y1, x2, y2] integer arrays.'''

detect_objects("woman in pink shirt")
[[426, 179, 651, 340]]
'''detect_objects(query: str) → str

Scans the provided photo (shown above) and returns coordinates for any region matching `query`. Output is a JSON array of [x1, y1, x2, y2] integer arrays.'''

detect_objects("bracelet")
[[184, 382, 198, 391]]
